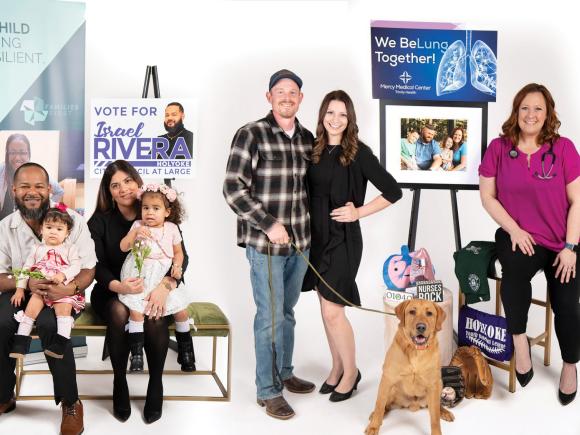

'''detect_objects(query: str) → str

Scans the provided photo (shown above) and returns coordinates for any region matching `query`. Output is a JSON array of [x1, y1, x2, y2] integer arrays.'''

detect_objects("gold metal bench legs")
[[14, 332, 231, 402]]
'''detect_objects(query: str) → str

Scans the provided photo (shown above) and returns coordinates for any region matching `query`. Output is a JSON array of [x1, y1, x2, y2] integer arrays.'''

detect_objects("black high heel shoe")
[[144, 381, 163, 424], [113, 405, 131, 422], [329, 370, 361, 402], [515, 339, 534, 388], [113, 379, 131, 422], [143, 407, 162, 424], [319, 373, 343, 394], [558, 366, 577, 406]]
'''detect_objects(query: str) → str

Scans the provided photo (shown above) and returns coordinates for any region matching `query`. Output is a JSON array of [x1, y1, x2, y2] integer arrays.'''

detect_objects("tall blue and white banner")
[[90, 99, 197, 179], [0, 0, 85, 218], [371, 21, 497, 102]]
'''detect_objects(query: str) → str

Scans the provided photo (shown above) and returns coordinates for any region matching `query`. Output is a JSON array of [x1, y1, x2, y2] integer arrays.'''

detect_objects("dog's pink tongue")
[[414, 335, 428, 350]]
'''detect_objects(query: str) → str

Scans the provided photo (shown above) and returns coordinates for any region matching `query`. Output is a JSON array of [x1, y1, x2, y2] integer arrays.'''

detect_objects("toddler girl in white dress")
[[119, 184, 194, 372]]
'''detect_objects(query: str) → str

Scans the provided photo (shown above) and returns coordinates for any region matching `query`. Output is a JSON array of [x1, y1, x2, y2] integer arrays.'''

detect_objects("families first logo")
[[90, 99, 197, 179]]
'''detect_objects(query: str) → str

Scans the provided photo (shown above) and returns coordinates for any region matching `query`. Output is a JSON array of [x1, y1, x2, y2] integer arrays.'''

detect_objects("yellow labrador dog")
[[365, 299, 454, 435]]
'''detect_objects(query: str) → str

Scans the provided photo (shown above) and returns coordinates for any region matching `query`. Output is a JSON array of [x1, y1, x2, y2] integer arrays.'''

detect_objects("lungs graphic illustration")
[[469, 39, 497, 96], [436, 31, 496, 97], [436, 40, 467, 95]]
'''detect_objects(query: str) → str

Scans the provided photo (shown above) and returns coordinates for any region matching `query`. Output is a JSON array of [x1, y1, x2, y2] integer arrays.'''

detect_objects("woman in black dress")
[[303, 90, 402, 402], [87, 160, 189, 423]]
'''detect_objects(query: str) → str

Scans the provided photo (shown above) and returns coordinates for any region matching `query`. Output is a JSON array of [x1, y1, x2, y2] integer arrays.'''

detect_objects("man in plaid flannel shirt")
[[223, 69, 315, 420]]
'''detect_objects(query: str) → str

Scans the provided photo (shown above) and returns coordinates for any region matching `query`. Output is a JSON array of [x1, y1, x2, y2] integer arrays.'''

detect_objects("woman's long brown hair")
[[312, 90, 359, 166], [501, 83, 560, 146], [450, 127, 465, 152]]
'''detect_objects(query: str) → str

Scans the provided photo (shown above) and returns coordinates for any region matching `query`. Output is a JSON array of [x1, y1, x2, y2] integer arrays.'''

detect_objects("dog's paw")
[[440, 407, 455, 422], [364, 425, 380, 435]]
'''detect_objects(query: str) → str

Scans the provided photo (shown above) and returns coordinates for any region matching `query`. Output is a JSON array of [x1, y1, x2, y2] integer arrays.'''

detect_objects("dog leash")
[[265, 239, 396, 393], [266, 242, 284, 392], [286, 241, 395, 317]]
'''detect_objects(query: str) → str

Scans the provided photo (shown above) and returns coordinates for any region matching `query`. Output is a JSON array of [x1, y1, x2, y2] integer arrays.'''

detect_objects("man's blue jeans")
[[246, 246, 309, 400]]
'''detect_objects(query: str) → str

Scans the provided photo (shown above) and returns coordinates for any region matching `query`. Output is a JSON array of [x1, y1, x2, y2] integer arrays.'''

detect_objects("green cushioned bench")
[[15, 302, 231, 402]]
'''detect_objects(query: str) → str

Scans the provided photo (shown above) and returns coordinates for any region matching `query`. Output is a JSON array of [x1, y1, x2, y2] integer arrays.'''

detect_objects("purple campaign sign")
[[458, 305, 513, 362]]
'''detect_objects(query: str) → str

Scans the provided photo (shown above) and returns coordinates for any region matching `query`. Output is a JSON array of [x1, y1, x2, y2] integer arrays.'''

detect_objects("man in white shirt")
[[0, 163, 96, 435]]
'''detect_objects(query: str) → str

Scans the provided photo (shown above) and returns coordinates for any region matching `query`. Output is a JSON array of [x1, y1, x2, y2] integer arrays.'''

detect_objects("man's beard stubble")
[[15, 195, 49, 221], [164, 120, 185, 135]]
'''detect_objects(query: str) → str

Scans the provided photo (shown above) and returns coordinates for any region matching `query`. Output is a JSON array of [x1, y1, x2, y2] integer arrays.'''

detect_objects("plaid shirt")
[[223, 111, 314, 255]]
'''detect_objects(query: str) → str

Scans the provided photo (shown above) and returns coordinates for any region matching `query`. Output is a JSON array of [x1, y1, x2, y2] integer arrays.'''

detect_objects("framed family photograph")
[[379, 99, 488, 190]]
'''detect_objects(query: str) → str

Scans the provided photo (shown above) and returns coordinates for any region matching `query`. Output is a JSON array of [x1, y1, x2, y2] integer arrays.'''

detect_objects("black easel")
[[142, 65, 185, 355], [142, 65, 175, 187], [407, 188, 463, 344], [407, 188, 462, 253], [102, 66, 181, 362], [142, 65, 161, 98]]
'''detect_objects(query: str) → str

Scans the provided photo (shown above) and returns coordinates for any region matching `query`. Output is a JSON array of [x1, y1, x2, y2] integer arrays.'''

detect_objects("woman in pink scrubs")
[[479, 83, 580, 405]]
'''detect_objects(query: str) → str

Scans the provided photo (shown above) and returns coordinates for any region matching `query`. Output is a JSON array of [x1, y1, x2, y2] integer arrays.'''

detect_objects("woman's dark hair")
[[4, 133, 31, 185], [501, 83, 560, 146], [43, 207, 74, 232], [95, 160, 143, 213], [140, 190, 185, 225], [312, 90, 359, 166], [450, 127, 465, 152]]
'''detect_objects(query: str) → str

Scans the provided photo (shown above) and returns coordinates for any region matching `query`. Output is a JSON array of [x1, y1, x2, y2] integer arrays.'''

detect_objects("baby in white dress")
[[119, 184, 195, 372]]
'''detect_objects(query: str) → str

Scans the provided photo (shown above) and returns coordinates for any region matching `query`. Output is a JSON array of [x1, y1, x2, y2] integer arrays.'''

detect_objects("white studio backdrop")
[[79, 1, 580, 433]]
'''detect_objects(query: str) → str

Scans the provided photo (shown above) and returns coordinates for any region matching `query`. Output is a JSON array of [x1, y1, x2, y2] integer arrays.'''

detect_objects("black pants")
[[0, 291, 78, 405], [496, 228, 580, 363], [90, 288, 169, 411]]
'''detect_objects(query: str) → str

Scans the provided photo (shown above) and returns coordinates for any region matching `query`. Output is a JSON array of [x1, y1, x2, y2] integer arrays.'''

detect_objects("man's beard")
[[15, 195, 49, 221], [164, 120, 185, 135]]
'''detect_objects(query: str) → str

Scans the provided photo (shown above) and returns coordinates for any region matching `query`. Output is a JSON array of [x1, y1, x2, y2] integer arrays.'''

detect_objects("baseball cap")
[[268, 69, 303, 91]]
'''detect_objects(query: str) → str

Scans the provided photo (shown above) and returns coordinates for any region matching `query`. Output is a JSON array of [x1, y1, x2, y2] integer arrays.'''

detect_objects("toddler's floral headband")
[[137, 183, 178, 202], [54, 202, 68, 213]]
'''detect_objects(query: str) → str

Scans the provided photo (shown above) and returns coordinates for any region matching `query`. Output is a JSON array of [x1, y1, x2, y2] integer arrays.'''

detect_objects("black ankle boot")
[[128, 332, 144, 372], [9, 335, 32, 359], [44, 334, 70, 359], [175, 331, 196, 372]]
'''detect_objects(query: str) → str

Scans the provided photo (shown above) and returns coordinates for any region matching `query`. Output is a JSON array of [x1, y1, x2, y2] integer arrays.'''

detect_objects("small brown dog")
[[365, 299, 454, 435]]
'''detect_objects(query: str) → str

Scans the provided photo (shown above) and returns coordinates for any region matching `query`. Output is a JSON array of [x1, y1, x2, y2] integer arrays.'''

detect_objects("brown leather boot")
[[256, 396, 295, 420], [0, 394, 15, 415], [60, 399, 84, 435], [283, 375, 315, 393]]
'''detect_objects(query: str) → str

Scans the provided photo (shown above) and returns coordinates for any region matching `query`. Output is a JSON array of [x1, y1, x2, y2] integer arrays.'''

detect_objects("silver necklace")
[[327, 144, 340, 154]]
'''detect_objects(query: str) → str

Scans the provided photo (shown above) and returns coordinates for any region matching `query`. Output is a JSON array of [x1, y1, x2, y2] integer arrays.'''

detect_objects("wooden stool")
[[458, 261, 552, 393]]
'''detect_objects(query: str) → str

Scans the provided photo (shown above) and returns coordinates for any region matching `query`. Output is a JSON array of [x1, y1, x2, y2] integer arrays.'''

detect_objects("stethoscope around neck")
[[509, 140, 557, 180]]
